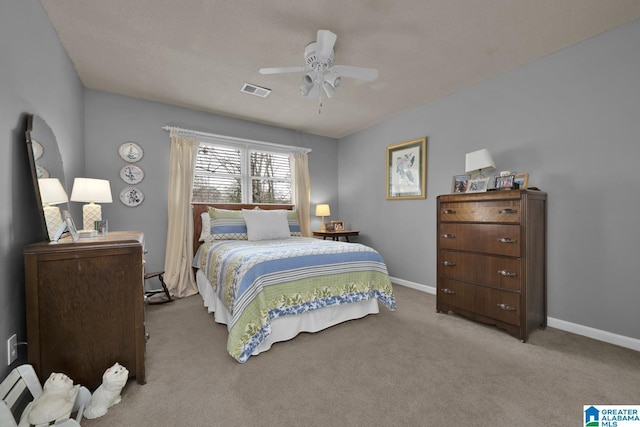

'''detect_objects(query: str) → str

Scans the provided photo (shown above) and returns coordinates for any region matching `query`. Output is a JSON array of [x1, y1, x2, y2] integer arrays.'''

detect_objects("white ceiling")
[[41, 0, 640, 139]]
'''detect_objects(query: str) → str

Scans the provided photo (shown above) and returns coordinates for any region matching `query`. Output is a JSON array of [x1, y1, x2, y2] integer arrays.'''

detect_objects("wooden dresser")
[[436, 190, 547, 341], [24, 231, 146, 390]]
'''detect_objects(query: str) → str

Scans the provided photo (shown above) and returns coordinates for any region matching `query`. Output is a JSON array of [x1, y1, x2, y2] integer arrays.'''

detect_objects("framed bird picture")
[[386, 137, 427, 200]]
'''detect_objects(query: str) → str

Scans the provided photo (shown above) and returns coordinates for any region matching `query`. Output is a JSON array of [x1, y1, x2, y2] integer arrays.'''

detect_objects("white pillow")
[[242, 209, 291, 241], [199, 212, 210, 242]]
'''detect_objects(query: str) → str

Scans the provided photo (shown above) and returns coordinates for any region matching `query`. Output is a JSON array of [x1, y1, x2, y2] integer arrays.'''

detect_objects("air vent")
[[241, 83, 271, 98]]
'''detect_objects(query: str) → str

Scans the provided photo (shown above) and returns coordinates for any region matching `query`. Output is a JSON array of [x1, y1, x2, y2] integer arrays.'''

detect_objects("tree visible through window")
[[192, 143, 292, 204]]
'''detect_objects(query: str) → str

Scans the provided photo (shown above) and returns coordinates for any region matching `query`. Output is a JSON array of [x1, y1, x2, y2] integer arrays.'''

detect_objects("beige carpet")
[[83, 285, 639, 427]]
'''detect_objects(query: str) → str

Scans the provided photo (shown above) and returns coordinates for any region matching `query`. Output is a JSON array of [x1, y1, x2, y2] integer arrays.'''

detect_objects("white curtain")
[[163, 129, 199, 297], [291, 152, 311, 236]]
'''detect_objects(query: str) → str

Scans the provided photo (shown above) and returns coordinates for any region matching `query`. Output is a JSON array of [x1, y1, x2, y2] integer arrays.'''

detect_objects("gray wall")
[[339, 19, 640, 341], [0, 0, 84, 376], [84, 90, 338, 274]]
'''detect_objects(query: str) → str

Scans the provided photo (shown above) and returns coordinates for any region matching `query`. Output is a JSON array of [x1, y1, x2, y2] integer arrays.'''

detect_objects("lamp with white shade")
[[38, 178, 68, 241], [70, 178, 113, 232], [465, 148, 496, 178], [315, 204, 331, 232]]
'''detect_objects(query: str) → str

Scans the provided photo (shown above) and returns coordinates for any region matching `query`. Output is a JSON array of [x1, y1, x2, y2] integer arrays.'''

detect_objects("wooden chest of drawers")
[[436, 190, 547, 341], [24, 231, 146, 390]]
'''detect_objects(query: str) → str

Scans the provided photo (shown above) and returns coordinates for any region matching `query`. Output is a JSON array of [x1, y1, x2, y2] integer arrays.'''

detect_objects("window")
[[193, 143, 293, 204]]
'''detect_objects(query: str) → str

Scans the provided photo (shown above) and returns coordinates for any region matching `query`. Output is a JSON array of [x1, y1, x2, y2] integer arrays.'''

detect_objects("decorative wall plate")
[[36, 164, 49, 178], [118, 141, 144, 163], [119, 187, 144, 207], [120, 164, 145, 184], [32, 139, 44, 160]]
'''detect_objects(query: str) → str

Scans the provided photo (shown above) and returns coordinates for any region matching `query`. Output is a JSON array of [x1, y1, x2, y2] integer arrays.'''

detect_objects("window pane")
[[194, 144, 242, 203], [192, 175, 241, 203], [252, 179, 291, 204], [196, 145, 241, 175], [250, 151, 290, 179]]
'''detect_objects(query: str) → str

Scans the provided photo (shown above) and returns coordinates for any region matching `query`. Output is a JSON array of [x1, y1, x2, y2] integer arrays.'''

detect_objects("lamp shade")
[[465, 148, 496, 174], [70, 178, 112, 230], [70, 178, 113, 203], [38, 178, 68, 205], [315, 204, 331, 217]]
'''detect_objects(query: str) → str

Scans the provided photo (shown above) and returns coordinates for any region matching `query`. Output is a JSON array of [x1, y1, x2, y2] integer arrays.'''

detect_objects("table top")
[[312, 230, 360, 237], [24, 231, 144, 253]]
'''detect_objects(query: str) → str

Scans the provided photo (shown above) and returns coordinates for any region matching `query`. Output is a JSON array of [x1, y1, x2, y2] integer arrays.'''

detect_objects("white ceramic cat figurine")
[[83, 363, 129, 419], [26, 372, 79, 425]]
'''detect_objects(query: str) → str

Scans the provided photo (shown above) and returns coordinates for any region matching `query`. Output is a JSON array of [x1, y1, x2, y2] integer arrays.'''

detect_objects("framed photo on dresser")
[[451, 174, 470, 193], [495, 174, 516, 190], [467, 177, 490, 193], [514, 173, 529, 189], [62, 210, 79, 242]]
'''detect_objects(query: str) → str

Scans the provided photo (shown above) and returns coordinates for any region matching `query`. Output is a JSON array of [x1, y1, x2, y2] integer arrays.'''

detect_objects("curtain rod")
[[162, 126, 311, 154]]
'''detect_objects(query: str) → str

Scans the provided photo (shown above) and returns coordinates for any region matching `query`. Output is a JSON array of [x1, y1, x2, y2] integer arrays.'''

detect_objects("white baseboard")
[[390, 277, 640, 353], [546, 317, 640, 352], [390, 276, 436, 295]]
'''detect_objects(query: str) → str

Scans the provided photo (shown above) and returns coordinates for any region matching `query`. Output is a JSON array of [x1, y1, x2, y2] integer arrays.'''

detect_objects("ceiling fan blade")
[[259, 66, 306, 75], [316, 30, 337, 60], [332, 65, 378, 82]]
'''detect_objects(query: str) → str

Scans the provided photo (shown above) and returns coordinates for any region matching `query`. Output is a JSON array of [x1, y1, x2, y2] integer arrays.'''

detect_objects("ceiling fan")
[[259, 30, 378, 101]]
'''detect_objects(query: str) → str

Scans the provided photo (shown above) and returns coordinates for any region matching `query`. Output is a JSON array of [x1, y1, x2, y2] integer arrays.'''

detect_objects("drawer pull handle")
[[442, 234, 456, 239], [498, 237, 516, 243], [442, 261, 456, 267], [443, 209, 456, 214], [497, 303, 516, 311], [442, 288, 456, 295], [499, 208, 518, 214], [498, 270, 516, 277]]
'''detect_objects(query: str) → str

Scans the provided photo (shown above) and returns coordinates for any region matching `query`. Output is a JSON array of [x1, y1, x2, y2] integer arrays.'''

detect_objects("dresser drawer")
[[439, 223, 520, 257], [438, 250, 522, 291], [438, 278, 521, 326], [439, 199, 521, 223]]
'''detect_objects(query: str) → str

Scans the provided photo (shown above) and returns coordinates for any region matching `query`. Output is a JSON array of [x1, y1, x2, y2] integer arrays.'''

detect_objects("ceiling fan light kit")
[[322, 81, 336, 98], [324, 72, 341, 88], [260, 29, 378, 104]]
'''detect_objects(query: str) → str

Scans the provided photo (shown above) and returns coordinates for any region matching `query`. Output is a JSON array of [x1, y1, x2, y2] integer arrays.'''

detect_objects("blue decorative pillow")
[[207, 207, 248, 240], [287, 210, 302, 236]]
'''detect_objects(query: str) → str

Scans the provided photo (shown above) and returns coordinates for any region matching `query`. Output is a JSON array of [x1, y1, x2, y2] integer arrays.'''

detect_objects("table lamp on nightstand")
[[315, 204, 331, 231], [70, 177, 113, 236]]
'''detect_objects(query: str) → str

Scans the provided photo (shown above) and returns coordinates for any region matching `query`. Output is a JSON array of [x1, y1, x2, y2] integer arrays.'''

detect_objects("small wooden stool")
[[144, 271, 173, 305]]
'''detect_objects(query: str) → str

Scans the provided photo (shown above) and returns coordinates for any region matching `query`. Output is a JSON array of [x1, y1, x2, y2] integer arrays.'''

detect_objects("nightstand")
[[312, 230, 360, 242]]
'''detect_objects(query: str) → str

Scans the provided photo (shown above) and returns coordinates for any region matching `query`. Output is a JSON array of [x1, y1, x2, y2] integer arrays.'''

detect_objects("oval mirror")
[[25, 114, 68, 241]]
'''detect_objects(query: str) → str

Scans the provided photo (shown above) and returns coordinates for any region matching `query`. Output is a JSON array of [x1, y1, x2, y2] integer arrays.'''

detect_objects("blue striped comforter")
[[193, 237, 396, 362]]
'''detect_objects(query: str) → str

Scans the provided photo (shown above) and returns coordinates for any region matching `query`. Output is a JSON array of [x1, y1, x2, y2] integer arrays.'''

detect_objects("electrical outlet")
[[7, 334, 17, 365]]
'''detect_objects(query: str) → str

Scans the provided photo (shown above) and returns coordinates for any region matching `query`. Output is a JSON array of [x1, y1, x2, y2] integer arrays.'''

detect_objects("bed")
[[191, 203, 396, 363]]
